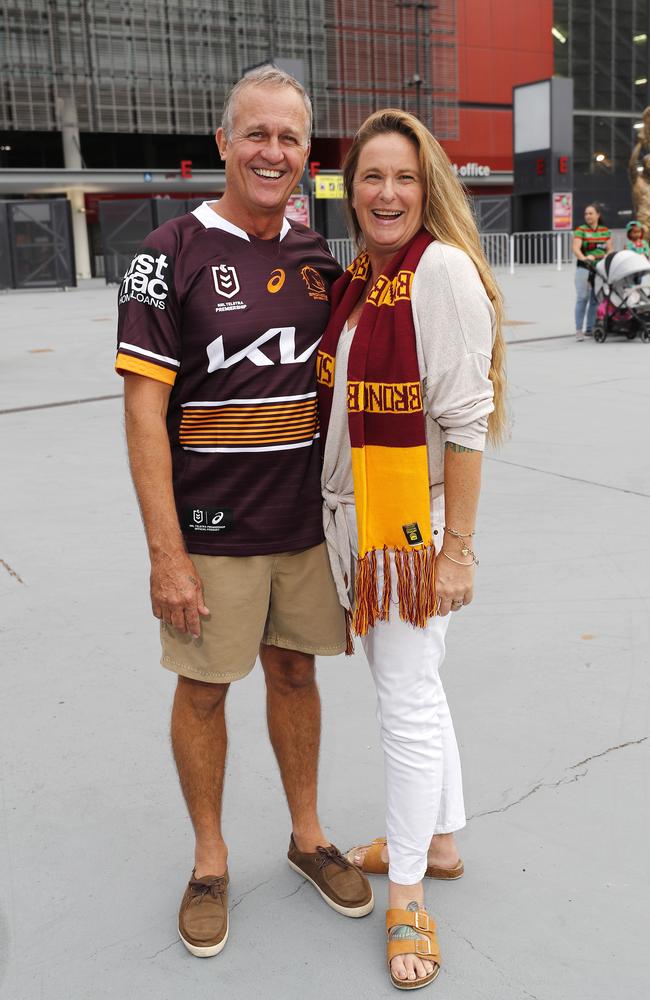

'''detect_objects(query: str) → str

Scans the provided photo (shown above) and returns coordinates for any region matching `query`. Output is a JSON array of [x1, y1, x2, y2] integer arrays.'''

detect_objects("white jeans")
[[346, 499, 466, 885]]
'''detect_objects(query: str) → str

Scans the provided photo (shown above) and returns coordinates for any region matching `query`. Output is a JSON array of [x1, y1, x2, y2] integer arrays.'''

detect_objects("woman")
[[573, 204, 612, 340], [317, 110, 506, 990]]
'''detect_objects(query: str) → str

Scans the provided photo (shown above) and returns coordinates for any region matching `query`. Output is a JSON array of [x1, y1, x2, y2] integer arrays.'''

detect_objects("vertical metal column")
[[58, 96, 92, 280]]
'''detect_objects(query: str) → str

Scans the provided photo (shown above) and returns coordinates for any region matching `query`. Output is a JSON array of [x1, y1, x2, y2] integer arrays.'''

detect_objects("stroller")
[[592, 250, 650, 343]]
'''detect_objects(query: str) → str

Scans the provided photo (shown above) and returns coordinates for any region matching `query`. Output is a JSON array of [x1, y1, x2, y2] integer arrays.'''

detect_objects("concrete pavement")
[[0, 267, 648, 1000]]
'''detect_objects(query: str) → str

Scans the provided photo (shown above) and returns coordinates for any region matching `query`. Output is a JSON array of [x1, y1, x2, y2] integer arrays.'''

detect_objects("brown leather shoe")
[[287, 835, 374, 917], [178, 870, 229, 957]]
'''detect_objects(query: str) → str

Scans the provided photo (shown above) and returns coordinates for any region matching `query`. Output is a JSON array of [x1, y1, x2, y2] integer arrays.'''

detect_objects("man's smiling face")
[[216, 84, 310, 229]]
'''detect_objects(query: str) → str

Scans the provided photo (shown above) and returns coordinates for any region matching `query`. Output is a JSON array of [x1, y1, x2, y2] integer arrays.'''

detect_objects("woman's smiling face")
[[351, 133, 424, 261]]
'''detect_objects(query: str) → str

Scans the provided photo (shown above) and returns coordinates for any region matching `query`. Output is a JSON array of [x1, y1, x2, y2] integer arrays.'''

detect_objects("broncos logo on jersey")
[[300, 265, 328, 302]]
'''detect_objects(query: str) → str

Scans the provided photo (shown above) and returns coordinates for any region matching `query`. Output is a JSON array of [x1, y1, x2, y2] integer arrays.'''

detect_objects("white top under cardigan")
[[321, 240, 497, 610]]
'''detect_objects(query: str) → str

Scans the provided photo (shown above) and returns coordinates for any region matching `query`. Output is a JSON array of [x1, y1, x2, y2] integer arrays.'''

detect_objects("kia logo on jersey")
[[206, 326, 320, 372], [212, 264, 240, 299]]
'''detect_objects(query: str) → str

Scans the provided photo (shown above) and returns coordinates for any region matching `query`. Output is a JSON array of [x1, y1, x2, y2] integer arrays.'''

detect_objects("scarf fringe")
[[345, 610, 355, 656], [350, 545, 438, 638]]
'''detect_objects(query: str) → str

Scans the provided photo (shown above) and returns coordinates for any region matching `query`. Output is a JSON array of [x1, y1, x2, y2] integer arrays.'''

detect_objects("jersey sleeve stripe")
[[115, 352, 177, 385], [119, 342, 180, 367]]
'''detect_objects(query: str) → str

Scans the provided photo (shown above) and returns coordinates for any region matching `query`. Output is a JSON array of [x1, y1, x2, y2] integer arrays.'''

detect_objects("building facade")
[[6, 0, 640, 266], [0, 0, 459, 163], [553, 0, 650, 225]]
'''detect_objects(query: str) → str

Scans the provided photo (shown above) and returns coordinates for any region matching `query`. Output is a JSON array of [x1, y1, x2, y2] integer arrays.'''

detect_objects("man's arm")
[[124, 372, 209, 638]]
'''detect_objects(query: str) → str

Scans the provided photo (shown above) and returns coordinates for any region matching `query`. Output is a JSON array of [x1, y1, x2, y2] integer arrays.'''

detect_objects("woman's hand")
[[434, 548, 475, 616]]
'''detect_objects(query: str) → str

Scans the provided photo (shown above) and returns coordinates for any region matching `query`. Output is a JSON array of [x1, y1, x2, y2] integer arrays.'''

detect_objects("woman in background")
[[573, 204, 612, 340]]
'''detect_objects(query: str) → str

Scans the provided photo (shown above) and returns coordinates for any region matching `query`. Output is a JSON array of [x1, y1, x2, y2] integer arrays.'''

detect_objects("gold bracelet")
[[444, 527, 478, 564], [445, 527, 475, 539], [441, 549, 479, 567]]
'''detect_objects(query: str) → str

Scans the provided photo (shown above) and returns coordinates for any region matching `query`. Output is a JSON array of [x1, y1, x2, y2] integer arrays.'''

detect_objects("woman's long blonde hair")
[[342, 109, 507, 446]]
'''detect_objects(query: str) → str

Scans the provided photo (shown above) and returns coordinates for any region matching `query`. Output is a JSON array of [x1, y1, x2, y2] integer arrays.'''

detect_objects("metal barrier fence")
[[328, 233, 511, 270], [0, 199, 76, 289], [100, 198, 204, 283], [507, 231, 572, 272], [327, 238, 358, 270], [481, 232, 509, 268], [328, 230, 626, 274]]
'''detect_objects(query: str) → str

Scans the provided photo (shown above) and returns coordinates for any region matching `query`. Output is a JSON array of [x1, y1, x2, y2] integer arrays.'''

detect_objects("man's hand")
[[150, 549, 210, 638]]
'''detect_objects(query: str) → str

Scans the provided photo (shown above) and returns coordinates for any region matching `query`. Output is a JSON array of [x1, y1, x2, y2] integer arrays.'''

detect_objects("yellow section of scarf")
[[350, 444, 436, 636]]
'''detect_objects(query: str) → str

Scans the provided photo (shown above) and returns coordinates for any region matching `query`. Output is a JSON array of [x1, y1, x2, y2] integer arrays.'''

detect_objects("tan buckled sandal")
[[386, 907, 441, 991], [346, 837, 464, 880]]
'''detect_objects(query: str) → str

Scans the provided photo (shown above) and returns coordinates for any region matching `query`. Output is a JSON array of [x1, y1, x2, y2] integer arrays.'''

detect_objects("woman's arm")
[[573, 235, 588, 261], [410, 244, 495, 616], [435, 442, 482, 616]]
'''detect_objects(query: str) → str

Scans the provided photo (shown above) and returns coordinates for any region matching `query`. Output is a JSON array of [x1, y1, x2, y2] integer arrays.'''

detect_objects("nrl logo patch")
[[212, 264, 240, 299]]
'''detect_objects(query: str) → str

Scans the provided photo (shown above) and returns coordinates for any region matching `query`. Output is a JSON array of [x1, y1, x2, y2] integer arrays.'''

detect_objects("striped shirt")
[[574, 224, 611, 266]]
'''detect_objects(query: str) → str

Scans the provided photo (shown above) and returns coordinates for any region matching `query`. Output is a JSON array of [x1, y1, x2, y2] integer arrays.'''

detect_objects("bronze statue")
[[629, 106, 650, 233]]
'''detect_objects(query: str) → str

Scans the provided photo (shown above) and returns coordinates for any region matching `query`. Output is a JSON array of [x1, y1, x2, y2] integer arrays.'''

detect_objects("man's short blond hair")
[[221, 66, 312, 142]]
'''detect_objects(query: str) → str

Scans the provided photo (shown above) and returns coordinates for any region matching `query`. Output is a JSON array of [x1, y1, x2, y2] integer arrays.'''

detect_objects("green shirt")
[[625, 238, 650, 256]]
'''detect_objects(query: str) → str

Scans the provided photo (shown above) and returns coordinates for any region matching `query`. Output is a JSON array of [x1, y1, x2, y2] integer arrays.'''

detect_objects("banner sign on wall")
[[285, 194, 310, 226], [315, 174, 345, 199], [552, 192, 573, 230]]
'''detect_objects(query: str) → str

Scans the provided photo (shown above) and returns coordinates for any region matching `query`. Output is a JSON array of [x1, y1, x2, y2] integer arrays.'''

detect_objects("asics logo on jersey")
[[212, 265, 240, 299], [206, 326, 320, 372], [211, 512, 224, 525], [120, 250, 171, 310], [267, 268, 286, 293]]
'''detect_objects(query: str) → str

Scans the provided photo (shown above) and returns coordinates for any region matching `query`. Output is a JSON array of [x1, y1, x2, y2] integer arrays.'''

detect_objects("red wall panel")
[[442, 109, 513, 171], [458, 0, 553, 103], [440, 0, 554, 171]]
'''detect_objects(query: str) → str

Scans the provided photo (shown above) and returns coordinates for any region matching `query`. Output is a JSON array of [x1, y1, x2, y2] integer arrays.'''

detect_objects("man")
[[115, 67, 372, 958]]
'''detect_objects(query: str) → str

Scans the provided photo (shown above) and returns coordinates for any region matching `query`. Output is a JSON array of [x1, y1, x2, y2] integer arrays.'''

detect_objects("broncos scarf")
[[317, 229, 437, 638]]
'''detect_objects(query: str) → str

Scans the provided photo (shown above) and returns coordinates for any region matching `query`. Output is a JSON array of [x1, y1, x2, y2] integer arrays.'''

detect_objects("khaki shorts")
[[160, 542, 346, 683]]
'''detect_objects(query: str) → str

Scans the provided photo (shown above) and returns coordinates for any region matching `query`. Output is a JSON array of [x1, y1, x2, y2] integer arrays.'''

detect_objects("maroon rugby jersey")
[[116, 201, 341, 555]]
